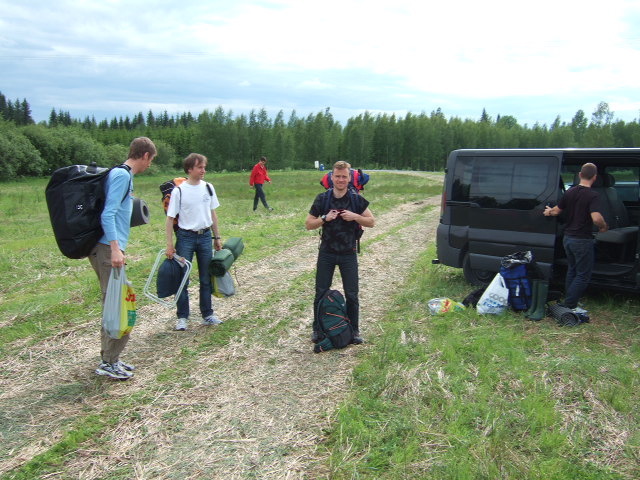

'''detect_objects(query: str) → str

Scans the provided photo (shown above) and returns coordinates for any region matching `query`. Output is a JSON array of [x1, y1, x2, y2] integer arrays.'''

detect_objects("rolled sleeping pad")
[[222, 237, 244, 260], [547, 303, 581, 327], [131, 197, 150, 227], [209, 248, 235, 277]]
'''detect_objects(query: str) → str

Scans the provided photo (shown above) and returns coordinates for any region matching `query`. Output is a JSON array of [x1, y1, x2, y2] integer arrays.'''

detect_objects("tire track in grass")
[[54, 198, 440, 479], [0, 196, 439, 476]]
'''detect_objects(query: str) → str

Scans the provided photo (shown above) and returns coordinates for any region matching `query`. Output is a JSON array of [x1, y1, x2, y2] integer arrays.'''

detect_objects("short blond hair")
[[333, 160, 351, 171]]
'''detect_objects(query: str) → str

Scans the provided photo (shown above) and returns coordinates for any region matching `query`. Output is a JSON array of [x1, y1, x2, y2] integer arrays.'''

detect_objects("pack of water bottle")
[[428, 298, 465, 315]]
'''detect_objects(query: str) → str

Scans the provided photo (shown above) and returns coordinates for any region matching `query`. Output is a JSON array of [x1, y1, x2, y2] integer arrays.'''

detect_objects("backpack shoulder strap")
[[112, 164, 132, 204], [206, 182, 214, 196], [176, 185, 183, 210], [348, 188, 364, 213], [352, 169, 359, 189], [322, 188, 333, 214]]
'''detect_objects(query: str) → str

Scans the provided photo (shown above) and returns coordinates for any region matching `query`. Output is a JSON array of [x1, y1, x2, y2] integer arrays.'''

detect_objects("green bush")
[[0, 121, 47, 176]]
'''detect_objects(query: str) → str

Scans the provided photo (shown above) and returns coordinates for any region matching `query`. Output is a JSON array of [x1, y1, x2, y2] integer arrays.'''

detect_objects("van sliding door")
[[467, 155, 561, 278]]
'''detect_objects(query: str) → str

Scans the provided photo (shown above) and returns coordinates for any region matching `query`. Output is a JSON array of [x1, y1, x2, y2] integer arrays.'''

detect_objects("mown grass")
[[3, 170, 638, 479], [0, 170, 437, 358], [323, 245, 640, 479]]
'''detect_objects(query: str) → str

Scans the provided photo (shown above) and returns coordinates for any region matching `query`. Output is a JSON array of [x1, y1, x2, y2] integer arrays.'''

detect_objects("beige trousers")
[[88, 243, 131, 363]]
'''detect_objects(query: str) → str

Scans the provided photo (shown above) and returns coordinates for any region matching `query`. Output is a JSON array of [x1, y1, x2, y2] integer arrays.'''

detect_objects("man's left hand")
[[339, 210, 358, 222]]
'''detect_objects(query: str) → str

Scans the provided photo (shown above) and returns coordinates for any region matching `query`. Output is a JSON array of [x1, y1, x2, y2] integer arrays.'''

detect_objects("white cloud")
[[298, 79, 333, 89], [1, 0, 639, 125]]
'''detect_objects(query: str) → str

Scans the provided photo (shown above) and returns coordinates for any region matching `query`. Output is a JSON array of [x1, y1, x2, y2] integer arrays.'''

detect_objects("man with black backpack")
[[305, 161, 375, 345], [90, 136, 156, 380]]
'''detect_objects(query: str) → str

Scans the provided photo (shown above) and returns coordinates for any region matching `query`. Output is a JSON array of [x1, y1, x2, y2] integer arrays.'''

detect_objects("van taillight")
[[440, 188, 446, 217]]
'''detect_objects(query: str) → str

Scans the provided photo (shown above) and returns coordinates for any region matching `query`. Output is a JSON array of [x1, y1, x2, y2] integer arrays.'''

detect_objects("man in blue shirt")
[[89, 137, 156, 380]]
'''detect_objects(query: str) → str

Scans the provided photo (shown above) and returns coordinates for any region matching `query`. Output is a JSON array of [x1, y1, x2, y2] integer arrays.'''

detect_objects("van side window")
[[451, 156, 473, 201], [470, 156, 557, 209], [606, 167, 639, 203]]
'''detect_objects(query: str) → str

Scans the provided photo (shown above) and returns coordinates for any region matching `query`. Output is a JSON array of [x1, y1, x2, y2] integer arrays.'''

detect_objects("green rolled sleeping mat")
[[209, 248, 235, 277], [222, 237, 244, 260]]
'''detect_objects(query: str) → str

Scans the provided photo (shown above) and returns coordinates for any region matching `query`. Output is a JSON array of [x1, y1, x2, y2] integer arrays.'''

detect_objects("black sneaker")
[[352, 331, 364, 345], [95, 362, 131, 380]]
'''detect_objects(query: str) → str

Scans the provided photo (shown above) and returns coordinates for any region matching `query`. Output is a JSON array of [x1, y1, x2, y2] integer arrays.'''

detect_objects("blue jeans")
[[562, 236, 595, 308], [253, 183, 269, 210], [175, 229, 213, 319], [313, 250, 360, 331]]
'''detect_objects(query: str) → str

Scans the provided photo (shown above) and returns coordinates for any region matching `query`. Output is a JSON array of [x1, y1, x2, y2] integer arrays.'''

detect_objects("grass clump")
[[323, 246, 639, 480]]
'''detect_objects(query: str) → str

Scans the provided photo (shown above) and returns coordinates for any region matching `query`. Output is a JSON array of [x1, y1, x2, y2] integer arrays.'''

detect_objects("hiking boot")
[[311, 331, 319, 343], [116, 360, 135, 373], [202, 314, 223, 325], [175, 318, 188, 331], [352, 331, 364, 345], [95, 362, 131, 380]]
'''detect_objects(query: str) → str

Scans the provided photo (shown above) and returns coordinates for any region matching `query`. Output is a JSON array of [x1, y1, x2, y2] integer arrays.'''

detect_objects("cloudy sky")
[[2, 0, 640, 127]]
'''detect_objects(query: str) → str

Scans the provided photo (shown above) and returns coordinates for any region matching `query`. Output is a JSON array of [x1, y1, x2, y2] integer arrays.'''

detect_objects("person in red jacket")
[[249, 156, 273, 211]]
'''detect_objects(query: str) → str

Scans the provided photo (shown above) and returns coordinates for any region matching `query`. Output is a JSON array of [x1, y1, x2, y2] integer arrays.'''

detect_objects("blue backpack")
[[499, 263, 532, 311]]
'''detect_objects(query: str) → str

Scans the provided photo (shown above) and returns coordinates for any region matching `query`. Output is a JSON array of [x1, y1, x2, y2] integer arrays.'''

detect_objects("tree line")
[[1, 91, 640, 177]]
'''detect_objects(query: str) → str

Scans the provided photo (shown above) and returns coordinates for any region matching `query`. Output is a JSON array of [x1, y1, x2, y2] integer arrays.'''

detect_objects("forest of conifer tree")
[[1, 91, 639, 176]]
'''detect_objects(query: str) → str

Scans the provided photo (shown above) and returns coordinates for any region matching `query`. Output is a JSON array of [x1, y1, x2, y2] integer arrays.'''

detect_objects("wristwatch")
[[321, 215, 327, 223], [213, 235, 221, 239]]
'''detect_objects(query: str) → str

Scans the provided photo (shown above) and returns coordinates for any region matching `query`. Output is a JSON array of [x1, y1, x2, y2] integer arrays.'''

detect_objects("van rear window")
[[461, 156, 557, 209]]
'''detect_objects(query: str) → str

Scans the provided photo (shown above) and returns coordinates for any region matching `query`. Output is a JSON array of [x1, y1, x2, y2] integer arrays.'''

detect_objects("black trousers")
[[313, 250, 360, 331]]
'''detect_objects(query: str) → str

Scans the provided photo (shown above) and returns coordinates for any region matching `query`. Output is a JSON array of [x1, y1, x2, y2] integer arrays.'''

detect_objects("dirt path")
[[1, 194, 441, 479]]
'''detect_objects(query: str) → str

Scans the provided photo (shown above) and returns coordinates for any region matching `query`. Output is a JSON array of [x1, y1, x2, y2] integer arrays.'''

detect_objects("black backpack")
[[45, 163, 130, 259], [313, 289, 355, 353], [321, 187, 366, 253]]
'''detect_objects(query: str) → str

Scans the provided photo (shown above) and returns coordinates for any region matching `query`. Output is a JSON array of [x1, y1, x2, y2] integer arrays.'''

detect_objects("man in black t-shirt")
[[306, 161, 375, 344], [544, 163, 608, 309]]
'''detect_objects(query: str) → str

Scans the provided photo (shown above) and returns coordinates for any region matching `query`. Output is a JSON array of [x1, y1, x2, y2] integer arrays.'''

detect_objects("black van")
[[434, 148, 640, 292]]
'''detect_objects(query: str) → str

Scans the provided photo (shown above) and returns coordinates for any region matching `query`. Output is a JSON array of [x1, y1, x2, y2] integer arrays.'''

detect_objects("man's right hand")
[[166, 246, 176, 259], [326, 209, 341, 222]]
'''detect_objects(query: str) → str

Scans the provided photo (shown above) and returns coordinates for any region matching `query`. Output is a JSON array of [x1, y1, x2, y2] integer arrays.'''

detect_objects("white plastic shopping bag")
[[476, 273, 509, 314], [103, 267, 137, 339], [212, 271, 235, 298]]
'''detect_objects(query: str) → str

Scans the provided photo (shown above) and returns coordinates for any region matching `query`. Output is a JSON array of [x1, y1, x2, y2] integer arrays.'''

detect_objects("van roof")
[[450, 148, 640, 166]]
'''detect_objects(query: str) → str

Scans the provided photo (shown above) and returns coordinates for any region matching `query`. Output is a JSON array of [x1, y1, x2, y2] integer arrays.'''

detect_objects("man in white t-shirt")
[[166, 153, 223, 331]]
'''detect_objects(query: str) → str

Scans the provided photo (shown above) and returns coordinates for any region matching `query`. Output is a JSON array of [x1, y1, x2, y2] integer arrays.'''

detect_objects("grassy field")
[[1, 169, 639, 479], [323, 247, 640, 479], [0, 170, 428, 357]]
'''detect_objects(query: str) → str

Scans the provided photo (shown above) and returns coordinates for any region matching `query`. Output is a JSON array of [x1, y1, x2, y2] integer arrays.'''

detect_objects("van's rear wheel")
[[462, 254, 495, 286]]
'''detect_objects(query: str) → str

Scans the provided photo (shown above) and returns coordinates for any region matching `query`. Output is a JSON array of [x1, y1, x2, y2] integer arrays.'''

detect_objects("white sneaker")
[[95, 361, 131, 380], [202, 314, 222, 325], [175, 318, 188, 331], [572, 306, 588, 315], [115, 360, 135, 374]]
